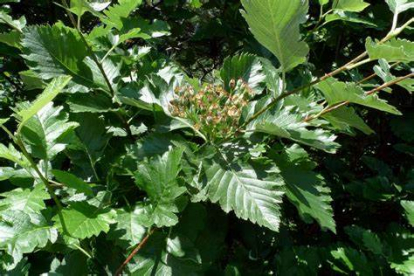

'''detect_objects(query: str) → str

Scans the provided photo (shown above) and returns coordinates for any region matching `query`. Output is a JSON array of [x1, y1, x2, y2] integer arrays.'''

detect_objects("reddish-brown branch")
[[115, 228, 156, 276], [304, 72, 414, 122]]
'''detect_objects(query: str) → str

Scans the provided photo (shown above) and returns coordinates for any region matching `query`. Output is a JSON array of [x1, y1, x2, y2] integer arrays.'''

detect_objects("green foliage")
[[0, 0, 413, 274], [240, 0, 309, 73]]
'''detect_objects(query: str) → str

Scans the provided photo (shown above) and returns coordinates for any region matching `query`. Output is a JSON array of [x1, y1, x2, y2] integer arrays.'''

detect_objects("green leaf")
[[272, 145, 336, 232], [22, 24, 89, 82], [17, 76, 72, 129], [134, 147, 187, 228], [330, 247, 373, 275], [250, 108, 340, 153], [0, 118, 8, 126], [129, 232, 201, 275], [366, 38, 414, 63], [385, 0, 414, 14], [0, 143, 30, 168], [19, 103, 79, 160], [241, 0, 309, 72], [67, 93, 113, 113], [0, 30, 21, 49], [345, 226, 383, 255], [325, 11, 376, 27], [22, 24, 117, 92], [109, 206, 147, 248], [48, 251, 88, 276], [323, 106, 374, 135], [319, 0, 330, 6], [102, 0, 143, 30], [0, 167, 30, 181], [0, 210, 57, 266], [0, 185, 50, 213], [401, 200, 414, 226], [53, 202, 117, 239], [68, 113, 111, 178], [316, 78, 401, 115], [52, 170, 94, 196], [69, 0, 111, 18], [374, 59, 413, 93], [0, 11, 26, 32], [220, 54, 266, 94], [332, 0, 370, 12], [203, 155, 285, 232]]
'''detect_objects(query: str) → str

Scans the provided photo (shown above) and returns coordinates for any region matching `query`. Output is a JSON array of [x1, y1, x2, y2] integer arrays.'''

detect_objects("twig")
[[238, 17, 414, 131], [14, 135, 69, 234], [304, 73, 414, 122], [356, 62, 400, 85], [115, 228, 156, 276]]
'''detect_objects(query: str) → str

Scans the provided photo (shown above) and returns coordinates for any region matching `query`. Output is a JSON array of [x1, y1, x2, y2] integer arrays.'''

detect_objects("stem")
[[14, 135, 69, 234], [240, 16, 414, 130], [390, 11, 399, 33], [115, 228, 156, 276], [304, 73, 414, 122], [101, 45, 117, 63], [356, 62, 400, 84], [74, 243, 93, 259], [60, 0, 134, 141], [239, 51, 369, 130]]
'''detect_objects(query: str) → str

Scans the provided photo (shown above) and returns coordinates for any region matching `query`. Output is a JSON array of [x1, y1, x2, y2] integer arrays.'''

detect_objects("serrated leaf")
[[109, 206, 147, 248], [53, 202, 116, 239], [17, 76, 72, 129], [203, 156, 285, 232], [22, 24, 89, 82], [330, 247, 373, 275], [345, 226, 383, 255], [48, 251, 88, 276], [52, 170, 93, 196], [332, 0, 369, 12], [0, 210, 57, 266], [0, 11, 26, 32], [0, 143, 30, 168], [316, 78, 401, 115], [0, 185, 50, 213], [375, 59, 414, 93], [69, 0, 111, 18], [366, 37, 414, 63], [220, 54, 266, 94], [241, 0, 309, 72], [249, 108, 340, 153], [0, 167, 30, 181], [22, 24, 116, 92], [19, 103, 78, 160], [0, 30, 21, 49], [401, 200, 414, 226], [325, 11, 376, 27], [68, 113, 111, 178], [134, 148, 187, 228], [323, 106, 374, 135], [102, 0, 143, 30], [272, 145, 336, 232], [67, 92, 113, 113], [129, 232, 201, 275]]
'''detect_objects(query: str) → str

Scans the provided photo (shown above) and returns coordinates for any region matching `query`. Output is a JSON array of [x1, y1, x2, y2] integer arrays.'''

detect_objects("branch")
[[14, 135, 69, 234], [304, 72, 414, 122], [115, 228, 156, 276], [239, 17, 414, 130]]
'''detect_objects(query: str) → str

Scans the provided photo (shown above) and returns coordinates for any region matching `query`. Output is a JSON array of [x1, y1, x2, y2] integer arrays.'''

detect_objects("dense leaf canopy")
[[0, 0, 413, 275]]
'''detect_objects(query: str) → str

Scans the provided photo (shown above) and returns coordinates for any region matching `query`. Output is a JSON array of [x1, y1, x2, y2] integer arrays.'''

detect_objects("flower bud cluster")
[[169, 79, 254, 140]]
